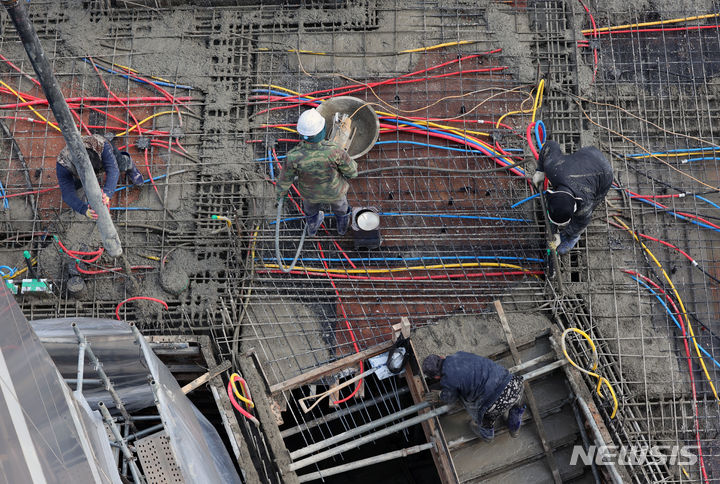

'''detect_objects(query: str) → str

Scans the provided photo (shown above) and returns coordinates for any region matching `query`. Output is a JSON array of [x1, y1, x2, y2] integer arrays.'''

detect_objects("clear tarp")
[[31, 316, 241, 484], [0, 286, 120, 483]]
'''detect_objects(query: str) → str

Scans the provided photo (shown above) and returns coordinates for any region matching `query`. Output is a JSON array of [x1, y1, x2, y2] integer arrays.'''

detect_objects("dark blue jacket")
[[538, 140, 613, 240], [56, 142, 119, 214], [439, 351, 512, 422]]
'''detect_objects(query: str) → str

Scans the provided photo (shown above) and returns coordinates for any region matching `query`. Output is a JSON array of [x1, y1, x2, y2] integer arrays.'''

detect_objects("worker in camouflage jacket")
[[532, 140, 613, 254], [56, 134, 143, 219], [276, 108, 358, 236]]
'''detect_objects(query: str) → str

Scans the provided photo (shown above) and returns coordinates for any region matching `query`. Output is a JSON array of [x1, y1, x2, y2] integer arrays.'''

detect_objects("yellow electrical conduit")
[[262, 261, 539, 276], [3, 258, 37, 279], [0, 79, 61, 132], [614, 217, 720, 403], [257, 40, 481, 56], [530, 79, 544, 124], [115, 110, 193, 136], [582, 12, 720, 35], [561, 328, 618, 418], [229, 373, 254, 409], [495, 79, 544, 128]]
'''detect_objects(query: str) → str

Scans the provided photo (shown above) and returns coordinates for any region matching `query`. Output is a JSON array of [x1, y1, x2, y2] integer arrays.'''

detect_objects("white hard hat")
[[297, 109, 326, 137]]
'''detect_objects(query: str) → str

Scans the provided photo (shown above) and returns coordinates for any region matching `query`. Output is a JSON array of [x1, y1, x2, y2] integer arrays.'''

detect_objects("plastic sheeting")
[[32, 317, 155, 412], [31, 316, 241, 484], [0, 285, 120, 484]]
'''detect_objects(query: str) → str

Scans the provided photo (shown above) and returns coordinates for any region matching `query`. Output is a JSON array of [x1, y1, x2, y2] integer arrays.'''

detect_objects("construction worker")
[[532, 140, 613, 254], [56, 134, 143, 219], [422, 352, 525, 442], [276, 108, 357, 236]]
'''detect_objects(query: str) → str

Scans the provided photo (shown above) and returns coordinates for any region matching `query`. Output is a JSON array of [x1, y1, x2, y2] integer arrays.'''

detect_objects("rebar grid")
[[0, 0, 719, 481]]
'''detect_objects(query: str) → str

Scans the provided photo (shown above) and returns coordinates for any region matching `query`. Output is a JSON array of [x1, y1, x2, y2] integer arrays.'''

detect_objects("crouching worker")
[[56, 134, 143, 219], [532, 140, 613, 254], [275, 108, 358, 236], [422, 352, 525, 442]]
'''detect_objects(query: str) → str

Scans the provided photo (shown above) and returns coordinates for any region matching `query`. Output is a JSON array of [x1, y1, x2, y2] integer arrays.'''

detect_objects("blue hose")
[[631, 275, 720, 371], [268, 149, 275, 180]]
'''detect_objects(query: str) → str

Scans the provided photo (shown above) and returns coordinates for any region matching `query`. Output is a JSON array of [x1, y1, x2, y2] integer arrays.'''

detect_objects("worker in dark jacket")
[[532, 140, 613, 254], [276, 108, 357, 236], [422, 352, 525, 442], [56, 134, 143, 219]]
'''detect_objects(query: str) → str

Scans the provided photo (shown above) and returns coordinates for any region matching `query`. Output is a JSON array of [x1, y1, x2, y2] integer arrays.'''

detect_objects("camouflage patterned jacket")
[[276, 140, 357, 203]]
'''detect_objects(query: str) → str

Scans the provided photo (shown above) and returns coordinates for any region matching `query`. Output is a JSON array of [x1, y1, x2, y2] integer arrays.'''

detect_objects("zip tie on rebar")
[[614, 217, 720, 403], [561, 328, 618, 418]]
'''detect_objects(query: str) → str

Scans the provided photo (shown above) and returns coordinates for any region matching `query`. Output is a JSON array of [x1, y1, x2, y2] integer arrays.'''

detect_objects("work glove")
[[532, 170, 545, 188], [548, 233, 561, 251], [85, 207, 98, 220], [101, 192, 111, 207], [422, 390, 442, 407]]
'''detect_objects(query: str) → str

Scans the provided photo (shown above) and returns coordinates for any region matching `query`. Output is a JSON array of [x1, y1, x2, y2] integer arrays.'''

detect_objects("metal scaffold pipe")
[[1, 0, 122, 257], [289, 404, 451, 471]]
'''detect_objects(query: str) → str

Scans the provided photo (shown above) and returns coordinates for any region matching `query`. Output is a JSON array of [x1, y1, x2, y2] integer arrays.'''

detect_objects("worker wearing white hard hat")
[[276, 108, 358, 236]]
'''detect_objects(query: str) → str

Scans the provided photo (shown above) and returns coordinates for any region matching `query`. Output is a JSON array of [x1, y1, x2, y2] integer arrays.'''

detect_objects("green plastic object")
[[23, 250, 31, 260], [5, 280, 18, 295], [20, 279, 50, 293]]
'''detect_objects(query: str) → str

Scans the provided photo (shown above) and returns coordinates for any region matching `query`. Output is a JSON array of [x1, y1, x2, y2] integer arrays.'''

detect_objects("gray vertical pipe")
[[2, 0, 122, 257]]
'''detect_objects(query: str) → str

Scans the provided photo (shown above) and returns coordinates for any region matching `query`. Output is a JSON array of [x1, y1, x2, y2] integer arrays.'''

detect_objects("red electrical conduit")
[[255, 66, 509, 115], [317, 241, 363, 404], [577, 0, 599, 82], [115, 296, 168, 320], [623, 270, 709, 484], [607, 221, 695, 263], [0, 96, 192, 109], [263, 49, 502, 105]]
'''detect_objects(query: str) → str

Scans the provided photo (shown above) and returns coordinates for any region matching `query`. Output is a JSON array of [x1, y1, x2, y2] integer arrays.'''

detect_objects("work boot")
[[306, 211, 324, 236], [470, 422, 494, 442], [336, 207, 352, 236], [123, 154, 144, 186], [507, 404, 526, 438], [557, 234, 581, 255]]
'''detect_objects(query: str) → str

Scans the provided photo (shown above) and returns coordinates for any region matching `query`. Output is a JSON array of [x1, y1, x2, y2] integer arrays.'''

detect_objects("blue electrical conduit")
[[81, 58, 195, 90], [630, 275, 720, 371], [0, 265, 17, 277], [626, 147, 720, 158], [269, 212, 531, 225]]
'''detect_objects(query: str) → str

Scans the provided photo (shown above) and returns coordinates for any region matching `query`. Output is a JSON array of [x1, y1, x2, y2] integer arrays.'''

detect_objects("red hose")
[[115, 296, 168, 320], [75, 263, 154, 275]]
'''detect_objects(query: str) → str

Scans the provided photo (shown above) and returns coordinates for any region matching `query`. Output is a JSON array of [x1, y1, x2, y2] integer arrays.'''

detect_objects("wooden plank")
[[494, 300, 563, 484], [269, 340, 394, 394], [182, 360, 232, 394], [406, 339, 459, 484]]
